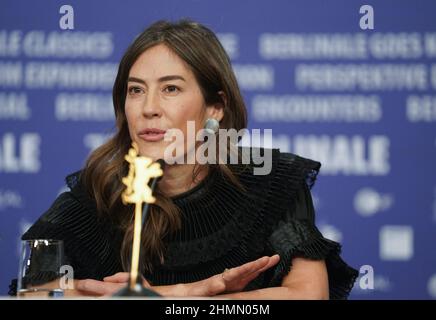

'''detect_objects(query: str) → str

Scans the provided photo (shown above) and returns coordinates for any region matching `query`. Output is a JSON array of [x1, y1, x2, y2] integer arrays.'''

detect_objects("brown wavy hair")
[[82, 19, 247, 273]]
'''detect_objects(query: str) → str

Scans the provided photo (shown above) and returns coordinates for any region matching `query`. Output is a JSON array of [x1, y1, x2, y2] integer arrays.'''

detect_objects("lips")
[[138, 128, 167, 142]]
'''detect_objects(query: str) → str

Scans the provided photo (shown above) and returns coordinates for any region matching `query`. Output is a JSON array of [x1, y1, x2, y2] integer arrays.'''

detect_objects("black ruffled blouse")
[[9, 148, 358, 299]]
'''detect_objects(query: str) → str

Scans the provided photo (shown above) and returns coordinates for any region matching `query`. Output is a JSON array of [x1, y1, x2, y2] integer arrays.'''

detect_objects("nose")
[[141, 90, 162, 119]]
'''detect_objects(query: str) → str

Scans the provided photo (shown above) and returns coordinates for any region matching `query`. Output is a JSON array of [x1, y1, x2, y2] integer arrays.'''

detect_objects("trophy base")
[[113, 285, 161, 297]]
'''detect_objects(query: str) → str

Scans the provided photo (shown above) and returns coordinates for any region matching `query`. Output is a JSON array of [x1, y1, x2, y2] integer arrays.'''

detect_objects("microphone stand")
[[113, 151, 165, 297]]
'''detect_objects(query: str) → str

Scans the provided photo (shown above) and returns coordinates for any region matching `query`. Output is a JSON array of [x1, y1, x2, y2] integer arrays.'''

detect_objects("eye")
[[128, 86, 144, 96], [163, 85, 180, 95]]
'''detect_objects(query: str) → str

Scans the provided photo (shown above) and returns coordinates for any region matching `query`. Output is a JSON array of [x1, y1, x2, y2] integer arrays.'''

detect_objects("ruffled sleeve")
[[266, 154, 358, 299]]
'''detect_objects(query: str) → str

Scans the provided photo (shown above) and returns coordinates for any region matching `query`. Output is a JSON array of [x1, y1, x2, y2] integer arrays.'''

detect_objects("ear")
[[205, 91, 226, 122]]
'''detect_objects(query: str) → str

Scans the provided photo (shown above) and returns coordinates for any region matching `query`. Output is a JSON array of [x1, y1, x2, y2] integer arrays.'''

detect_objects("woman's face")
[[124, 44, 221, 161]]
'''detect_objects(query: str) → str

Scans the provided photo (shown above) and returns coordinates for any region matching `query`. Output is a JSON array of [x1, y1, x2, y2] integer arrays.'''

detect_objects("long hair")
[[82, 19, 247, 273]]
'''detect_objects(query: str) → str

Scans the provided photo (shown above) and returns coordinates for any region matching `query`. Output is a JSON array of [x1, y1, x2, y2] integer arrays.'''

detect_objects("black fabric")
[[10, 148, 358, 299]]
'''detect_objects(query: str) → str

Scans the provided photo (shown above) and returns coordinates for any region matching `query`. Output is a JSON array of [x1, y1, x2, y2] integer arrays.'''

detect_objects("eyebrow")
[[127, 75, 186, 84]]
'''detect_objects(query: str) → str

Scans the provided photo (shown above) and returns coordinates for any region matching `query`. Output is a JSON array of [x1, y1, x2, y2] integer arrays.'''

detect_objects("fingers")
[[103, 272, 129, 283], [181, 275, 226, 297], [104, 272, 151, 288], [257, 254, 280, 273], [226, 257, 268, 279], [221, 255, 281, 293], [76, 279, 105, 295], [87, 273, 152, 296], [76, 279, 125, 296], [194, 278, 226, 297], [241, 254, 280, 281], [223, 256, 271, 281], [241, 255, 280, 283]]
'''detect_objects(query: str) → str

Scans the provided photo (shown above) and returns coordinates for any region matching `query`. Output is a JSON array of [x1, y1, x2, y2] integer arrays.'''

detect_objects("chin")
[[137, 145, 165, 161]]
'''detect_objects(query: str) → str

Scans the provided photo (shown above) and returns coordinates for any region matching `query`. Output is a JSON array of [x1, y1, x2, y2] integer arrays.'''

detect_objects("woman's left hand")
[[171, 254, 281, 296], [219, 254, 280, 293]]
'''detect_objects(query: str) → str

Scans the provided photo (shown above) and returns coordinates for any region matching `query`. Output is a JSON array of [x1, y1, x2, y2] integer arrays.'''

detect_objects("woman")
[[11, 20, 357, 299]]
